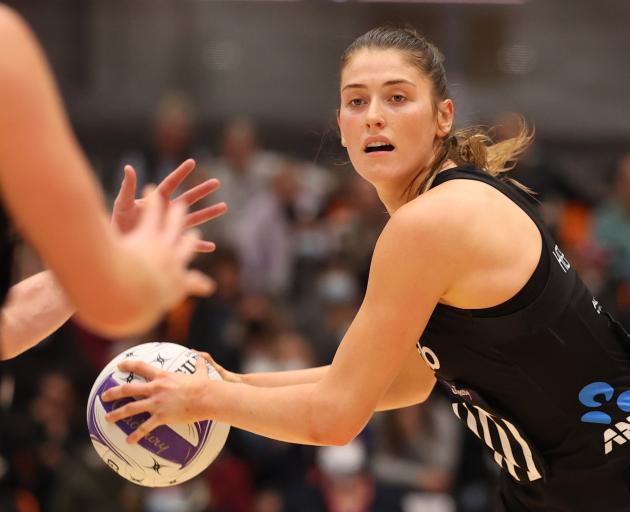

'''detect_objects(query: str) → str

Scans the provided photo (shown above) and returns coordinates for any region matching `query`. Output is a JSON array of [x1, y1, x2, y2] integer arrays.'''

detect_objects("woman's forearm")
[[0, 270, 74, 359], [240, 366, 329, 387], [206, 379, 362, 446], [237, 358, 433, 412]]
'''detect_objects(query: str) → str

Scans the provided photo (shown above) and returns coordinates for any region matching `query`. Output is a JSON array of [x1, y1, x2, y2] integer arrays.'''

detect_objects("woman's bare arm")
[[104, 197, 453, 445], [0, 271, 72, 360], [223, 348, 435, 411]]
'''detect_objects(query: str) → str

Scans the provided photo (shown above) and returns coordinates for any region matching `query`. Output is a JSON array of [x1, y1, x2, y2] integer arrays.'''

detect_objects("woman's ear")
[[436, 99, 454, 138], [336, 109, 347, 147]]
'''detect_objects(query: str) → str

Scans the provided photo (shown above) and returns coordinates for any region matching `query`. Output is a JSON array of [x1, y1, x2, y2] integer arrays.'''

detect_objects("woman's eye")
[[391, 94, 406, 103], [349, 98, 365, 107]]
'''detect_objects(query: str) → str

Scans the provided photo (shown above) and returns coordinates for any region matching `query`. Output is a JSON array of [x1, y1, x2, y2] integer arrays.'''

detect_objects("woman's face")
[[338, 48, 453, 191]]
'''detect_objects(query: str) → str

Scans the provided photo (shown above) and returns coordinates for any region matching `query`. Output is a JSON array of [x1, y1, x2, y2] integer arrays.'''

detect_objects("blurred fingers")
[[184, 202, 228, 229], [176, 229, 202, 265], [139, 185, 162, 231], [184, 270, 215, 297], [176, 178, 220, 207], [163, 200, 188, 246], [194, 240, 216, 253], [113, 165, 138, 210], [156, 159, 196, 198]]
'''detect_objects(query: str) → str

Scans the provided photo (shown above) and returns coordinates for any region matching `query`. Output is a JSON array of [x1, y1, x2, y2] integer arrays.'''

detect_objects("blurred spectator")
[[1, 371, 83, 511], [593, 154, 630, 281], [237, 314, 313, 489], [49, 444, 129, 512], [273, 330, 315, 372], [204, 118, 284, 244], [204, 119, 300, 295], [187, 249, 243, 370], [254, 488, 284, 512], [284, 440, 403, 512], [306, 260, 361, 364], [230, 170, 292, 296], [118, 92, 208, 192], [371, 395, 461, 495], [204, 451, 255, 512], [143, 479, 210, 512]]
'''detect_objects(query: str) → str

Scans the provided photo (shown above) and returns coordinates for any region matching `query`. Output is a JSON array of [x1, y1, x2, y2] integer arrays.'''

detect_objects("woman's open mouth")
[[364, 142, 395, 154]]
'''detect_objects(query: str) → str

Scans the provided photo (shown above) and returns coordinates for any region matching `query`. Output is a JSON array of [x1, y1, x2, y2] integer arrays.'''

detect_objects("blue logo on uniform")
[[578, 381, 630, 424]]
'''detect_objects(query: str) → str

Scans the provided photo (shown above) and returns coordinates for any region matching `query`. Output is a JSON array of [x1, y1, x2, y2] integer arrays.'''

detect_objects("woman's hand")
[[102, 356, 215, 444], [112, 159, 227, 252], [195, 351, 243, 383], [119, 189, 215, 311]]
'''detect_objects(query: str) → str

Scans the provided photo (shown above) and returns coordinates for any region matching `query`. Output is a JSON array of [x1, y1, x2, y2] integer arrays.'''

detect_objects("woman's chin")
[[354, 163, 410, 187]]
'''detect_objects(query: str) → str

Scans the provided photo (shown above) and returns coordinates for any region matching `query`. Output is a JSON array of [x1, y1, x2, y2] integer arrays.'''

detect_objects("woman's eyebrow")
[[341, 78, 415, 92]]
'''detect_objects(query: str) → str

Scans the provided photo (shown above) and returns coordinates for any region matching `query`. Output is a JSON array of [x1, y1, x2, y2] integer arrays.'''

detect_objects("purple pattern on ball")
[[87, 375, 133, 468]]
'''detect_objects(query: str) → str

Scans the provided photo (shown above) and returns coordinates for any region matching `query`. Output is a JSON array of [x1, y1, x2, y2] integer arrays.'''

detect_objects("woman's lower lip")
[[365, 150, 395, 157]]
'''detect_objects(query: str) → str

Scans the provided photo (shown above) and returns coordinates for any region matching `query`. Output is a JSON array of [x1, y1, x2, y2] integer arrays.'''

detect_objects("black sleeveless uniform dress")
[[417, 167, 630, 511]]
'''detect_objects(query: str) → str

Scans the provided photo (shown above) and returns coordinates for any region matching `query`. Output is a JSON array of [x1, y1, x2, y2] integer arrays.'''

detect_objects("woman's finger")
[[127, 415, 161, 444], [176, 230, 202, 265], [184, 270, 215, 297], [139, 185, 162, 232], [194, 351, 215, 365], [155, 159, 196, 198], [113, 165, 138, 211], [101, 381, 151, 402], [176, 178, 220, 207], [117, 360, 162, 381], [194, 240, 216, 253], [192, 355, 212, 382], [163, 200, 188, 246], [106, 398, 153, 423], [184, 202, 228, 229]]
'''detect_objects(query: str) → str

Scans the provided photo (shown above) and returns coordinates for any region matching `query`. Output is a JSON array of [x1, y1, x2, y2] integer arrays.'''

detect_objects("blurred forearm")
[[0, 270, 74, 360]]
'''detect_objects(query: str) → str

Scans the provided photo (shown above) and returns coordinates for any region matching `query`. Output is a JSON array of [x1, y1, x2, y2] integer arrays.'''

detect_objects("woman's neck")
[[377, 159, 458, 215]]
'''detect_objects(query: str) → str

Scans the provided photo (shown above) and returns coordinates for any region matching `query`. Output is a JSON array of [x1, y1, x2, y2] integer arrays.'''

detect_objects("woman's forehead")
[[340, 48, 426, 89]]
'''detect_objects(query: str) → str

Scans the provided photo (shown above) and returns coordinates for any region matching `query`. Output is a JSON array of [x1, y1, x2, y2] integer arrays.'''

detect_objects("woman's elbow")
[[311, 423, 361, 446], [309, 394, 368, 446]]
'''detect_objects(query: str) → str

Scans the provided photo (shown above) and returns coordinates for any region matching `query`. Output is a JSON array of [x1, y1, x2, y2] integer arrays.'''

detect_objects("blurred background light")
[[497, 43, 537, 75]]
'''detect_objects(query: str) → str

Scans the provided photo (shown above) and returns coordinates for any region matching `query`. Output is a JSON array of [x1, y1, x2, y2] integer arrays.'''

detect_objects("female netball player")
[[0, 7, 221, 357], [104, 27, 630, 511]]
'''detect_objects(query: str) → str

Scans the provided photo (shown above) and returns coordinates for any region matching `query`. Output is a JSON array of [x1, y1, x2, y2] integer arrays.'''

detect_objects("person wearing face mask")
[[104, 26, 630, 512]]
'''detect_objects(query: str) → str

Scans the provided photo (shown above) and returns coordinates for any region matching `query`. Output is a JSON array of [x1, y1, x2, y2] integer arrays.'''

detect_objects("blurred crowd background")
[[1, 1, 630, 511]]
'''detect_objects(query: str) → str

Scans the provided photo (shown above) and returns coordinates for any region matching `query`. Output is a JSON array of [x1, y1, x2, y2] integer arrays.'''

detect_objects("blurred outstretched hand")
[[112, 158, 227, 253]]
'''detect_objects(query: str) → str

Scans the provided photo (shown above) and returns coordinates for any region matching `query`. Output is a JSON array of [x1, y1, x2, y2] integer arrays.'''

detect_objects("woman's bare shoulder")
[[374, 188, 474, 290], [0, 6, 41, 73], [390, 179, 491, 241], [0, 5, 30, 37]]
